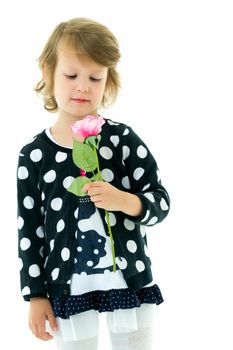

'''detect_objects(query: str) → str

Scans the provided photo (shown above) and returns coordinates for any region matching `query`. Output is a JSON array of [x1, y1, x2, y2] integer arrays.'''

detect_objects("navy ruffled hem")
[[50, 284, 163, 319]]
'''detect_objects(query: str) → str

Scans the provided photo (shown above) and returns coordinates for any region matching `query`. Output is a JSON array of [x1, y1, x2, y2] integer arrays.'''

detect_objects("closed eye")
[[90, 77, 102, 82], [65, 74, 77, 79]]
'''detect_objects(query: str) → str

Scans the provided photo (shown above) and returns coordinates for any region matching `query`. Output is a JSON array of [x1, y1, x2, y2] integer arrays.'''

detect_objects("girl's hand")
[[29, 298, 58, 341], [83, 181, 143, 216]]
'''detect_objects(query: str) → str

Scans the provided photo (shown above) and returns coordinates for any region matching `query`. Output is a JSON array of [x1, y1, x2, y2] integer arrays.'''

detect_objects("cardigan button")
[[63, 289, 69, 295]]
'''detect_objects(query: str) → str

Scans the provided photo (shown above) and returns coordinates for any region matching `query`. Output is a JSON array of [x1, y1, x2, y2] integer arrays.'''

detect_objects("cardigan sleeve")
[[17, 151, 47, 301], [120, 125, 170, 226]]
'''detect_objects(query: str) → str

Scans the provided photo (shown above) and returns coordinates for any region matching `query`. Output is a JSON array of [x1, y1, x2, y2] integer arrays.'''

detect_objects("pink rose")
[[71, 115, 105, 139]]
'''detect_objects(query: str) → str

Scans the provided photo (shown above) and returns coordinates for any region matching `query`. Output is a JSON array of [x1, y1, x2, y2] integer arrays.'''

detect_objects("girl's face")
[[52, 44, 108, 120]]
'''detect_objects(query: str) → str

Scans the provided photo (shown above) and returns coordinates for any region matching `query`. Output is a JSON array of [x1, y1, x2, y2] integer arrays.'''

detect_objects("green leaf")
[[67, 176, 91, 197], [85, 136, 97, 149], [73, 139, 97, 172]]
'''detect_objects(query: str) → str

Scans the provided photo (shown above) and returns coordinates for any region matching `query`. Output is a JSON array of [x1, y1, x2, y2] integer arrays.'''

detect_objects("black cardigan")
[[17, 118, 170, 301]]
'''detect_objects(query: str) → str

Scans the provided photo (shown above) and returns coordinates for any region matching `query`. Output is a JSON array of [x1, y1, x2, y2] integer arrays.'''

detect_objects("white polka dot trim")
[[51, 198, 63, 211], [23, 196, 34, 209], [126, 240, 137, 253], [101, 168, 114, 182], [99, 146, 113, 160], [133, 167, 145, 180], [124, 219, 135, 231], [22, 286, 30, 296], [44, 170, 56, 183], [144, 192, 155, 203], [18, 166, 29, 179], [55, 151, 67, 162], [116, 256, 128, 269], [122, 176, 131, 189], [110, 135, 119, 147], [160, 198, 169, 211], [136, 260, 145, 272], [61, 248, 70, 261], [57, 219, 65, 232], [29, 264, 40, 277], [30, 149, 42, 162], [36, 226, 44, 238], [122, 146, 130, 160], [137, 145, 148, 158], [147, 216, 158, 225], [17, 216, 24, 230], [51, 268, 59, 280], [20, 238, 31, 251]]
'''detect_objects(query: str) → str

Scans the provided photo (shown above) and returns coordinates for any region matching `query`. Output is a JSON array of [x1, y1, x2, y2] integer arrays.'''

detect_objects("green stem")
[[94, 145, 116, 272], [105, 209, 116, 272]]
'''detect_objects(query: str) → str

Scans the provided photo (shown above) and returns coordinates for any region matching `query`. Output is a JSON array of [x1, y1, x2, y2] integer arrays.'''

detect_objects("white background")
[[0, 0, 232, 349]]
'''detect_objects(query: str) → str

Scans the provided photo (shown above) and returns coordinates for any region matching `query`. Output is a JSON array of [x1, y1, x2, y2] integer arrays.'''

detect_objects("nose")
[[75, 78, 89, 93]]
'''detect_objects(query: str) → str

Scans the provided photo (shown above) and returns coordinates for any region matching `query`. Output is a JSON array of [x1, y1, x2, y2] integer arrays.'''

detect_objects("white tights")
[[54, 305, 156, 350], [54, 327, 154, 350]]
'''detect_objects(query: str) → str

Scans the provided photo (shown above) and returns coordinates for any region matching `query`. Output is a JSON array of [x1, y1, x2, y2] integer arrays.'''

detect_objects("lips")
[[71, 98, 90, 104]]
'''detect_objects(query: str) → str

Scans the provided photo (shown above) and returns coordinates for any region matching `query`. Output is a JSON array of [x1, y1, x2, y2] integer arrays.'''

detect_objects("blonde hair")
[[35, 17, 121, 112]]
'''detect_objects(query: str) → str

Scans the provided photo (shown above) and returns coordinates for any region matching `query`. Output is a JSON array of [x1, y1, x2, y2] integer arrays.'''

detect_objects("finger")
[[37, 321, 53, 341], [48, 314, 58, 332]]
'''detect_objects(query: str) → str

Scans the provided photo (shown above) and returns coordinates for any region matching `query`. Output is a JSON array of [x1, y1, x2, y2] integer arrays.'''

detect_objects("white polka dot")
[[144, 244, 150, 257], [18, 166, 29, 179], [101, 168, 114, 182], [51, 268, 59, 280], [122, 176, 131, 189], [44, 256, 48, 267], [107, 120, 119, 126], [51, 197, 63, 211], [105, 212, 116, 226], [142, 183, 150, 191], [99, 146, 113, 160], [110, 135, 119, 147], [39, 246, 44, 258], [61, 248, 70, 261], [50, 239, 55, 251], [140, 226, 146, 237], [17, 216, 24, 229], [144, 193, 155, 203], [137, 145, 148, 158], [19, 258, 23, 271], [94, 249, 99, 255], [41, 192, 45, 200], [124, 219, 135, 231], [147, 216, 158, 225], [74, 208, 79, 219], [63, 176, 75, 189], [160, 198, 169, 211], [116, 256, 128, 269], [29, 264, 40, 277], [55, 151, 67, 162], [122, 146, 130, 160], [23, 196, 34, 209], [20, 238, 31, 251], [57, 219, 65, 232], [141, 210, 150, 222], [44, 170, 56, 183], [81, 235, 85, 239], [126, 240, 137, 253], [136, 260, 145, 272], [77, 246, 82, 252], [36, 226, 44, 238], [30, 149, 42, 162], [87, 260, 94, 267], [133, 167, 145, 180], [22, 286, 30, 296], [40, 207, 45, 216], [123, 128, 129, 135]]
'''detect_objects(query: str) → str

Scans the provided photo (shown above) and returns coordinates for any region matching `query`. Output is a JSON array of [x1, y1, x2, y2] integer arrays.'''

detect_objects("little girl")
[[17, 17, 170, 350]]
